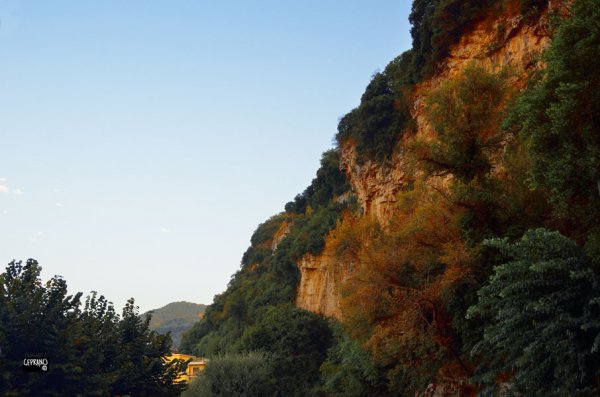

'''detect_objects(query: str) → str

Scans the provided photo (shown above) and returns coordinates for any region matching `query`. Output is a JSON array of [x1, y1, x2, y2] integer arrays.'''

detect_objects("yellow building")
[[165, 354, 209, 382]]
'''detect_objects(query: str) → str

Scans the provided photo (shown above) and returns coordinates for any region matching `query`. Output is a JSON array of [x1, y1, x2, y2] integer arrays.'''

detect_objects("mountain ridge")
[[144, 301, 206, 349]]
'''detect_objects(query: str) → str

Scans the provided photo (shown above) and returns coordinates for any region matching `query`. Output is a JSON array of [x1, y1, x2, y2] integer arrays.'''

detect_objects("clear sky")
[[0, 0, 412, 313]]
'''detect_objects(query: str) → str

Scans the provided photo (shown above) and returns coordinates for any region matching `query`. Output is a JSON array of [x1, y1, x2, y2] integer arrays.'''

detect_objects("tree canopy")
[[0, 259, 185, 396], [468, 229, 600, 396]]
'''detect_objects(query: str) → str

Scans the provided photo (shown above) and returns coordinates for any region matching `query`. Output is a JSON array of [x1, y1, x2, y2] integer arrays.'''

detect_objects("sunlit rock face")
[[295, 245, 346, 319], [296, 2, 558, 320], [271, 220, 291, 251], [341, 1, 555, 225], [339, 143, 409, 225]]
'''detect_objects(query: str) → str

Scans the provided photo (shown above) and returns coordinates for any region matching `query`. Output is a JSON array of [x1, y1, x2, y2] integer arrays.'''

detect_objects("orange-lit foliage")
[[332, 67, 549, 395], [409, 65, 548, 241], [334, 180, 478, 393], [412, 64, 509, 182]]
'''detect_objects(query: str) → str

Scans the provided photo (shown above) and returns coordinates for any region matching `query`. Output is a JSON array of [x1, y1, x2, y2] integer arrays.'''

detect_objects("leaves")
[[182, 352, 273, 397], [335, 68, 413, 164], [468, 229, 600, 396], [0, 260, 185, 396], [417, 64, 508, 182], [504, 0, 600, 233], [335, 180, 478, 395]]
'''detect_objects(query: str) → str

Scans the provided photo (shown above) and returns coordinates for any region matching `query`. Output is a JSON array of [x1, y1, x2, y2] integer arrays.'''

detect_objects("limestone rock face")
[[296, 3, 558, 319], [339, 143, 409, 225], [295, 244, 347, 319], [342, 4, 555, 224], [271, 220, 291, 251]]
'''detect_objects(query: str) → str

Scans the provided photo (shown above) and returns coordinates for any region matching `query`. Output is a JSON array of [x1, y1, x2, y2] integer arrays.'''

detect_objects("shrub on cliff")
[[285, 149, 349, 214], [410, 0, 549, 79], [335, 68, 412, 164], [417, 64, 507, 182]]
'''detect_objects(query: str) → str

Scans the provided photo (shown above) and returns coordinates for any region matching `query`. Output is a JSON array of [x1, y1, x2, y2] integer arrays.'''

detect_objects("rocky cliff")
[[295, 246, 345, 318], [344, 2, 558, 225], [296, 1, 560, 319]]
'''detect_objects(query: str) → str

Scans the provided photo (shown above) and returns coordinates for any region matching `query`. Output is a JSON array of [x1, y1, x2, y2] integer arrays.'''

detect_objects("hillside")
[[145, 301, 206, 349], [181, 1, 600, 396]]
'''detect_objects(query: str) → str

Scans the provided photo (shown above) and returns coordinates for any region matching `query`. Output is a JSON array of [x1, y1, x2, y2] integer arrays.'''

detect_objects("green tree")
[[240, 304, 333, 396], [503, 0, 600, 238], [70, 292, 121, 396], [467, 229, 600, 396], [0, 259, 82, 396], [418, 64, 507, 182], [335, 69, 412, 164], [182, 352, 273, 397], [0, 260, 186, 396], [111, 298, 186, 397], [319, 322, 383, 397]]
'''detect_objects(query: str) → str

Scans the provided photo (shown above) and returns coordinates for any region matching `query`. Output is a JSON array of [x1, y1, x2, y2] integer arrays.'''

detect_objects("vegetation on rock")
[[6, 0, 596, 395], [182, 1, 600, 395]]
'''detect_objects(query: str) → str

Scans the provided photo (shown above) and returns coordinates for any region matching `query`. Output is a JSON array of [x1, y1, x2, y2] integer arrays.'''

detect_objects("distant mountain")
[[144, 301, 206, 349]]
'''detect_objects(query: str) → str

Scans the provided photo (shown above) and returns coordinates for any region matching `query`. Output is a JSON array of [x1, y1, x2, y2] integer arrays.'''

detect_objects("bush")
[[182, 352, 273, 397], [240, 305, 333, 396], [286, 202, 346, 261], [319, 322, 383, 397], [242, 213, 289, 267], [410, 0, 493, 79]]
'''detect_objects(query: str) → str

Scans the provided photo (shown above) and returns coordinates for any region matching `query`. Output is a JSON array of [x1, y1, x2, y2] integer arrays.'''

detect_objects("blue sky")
[[0, 0, 412, 313]]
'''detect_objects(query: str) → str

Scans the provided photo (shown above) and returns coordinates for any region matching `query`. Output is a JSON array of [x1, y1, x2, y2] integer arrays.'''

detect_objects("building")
[[165, 353, 209, 382]]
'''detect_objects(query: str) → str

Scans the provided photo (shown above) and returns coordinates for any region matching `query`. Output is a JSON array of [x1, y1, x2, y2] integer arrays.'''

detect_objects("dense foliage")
[[182, 352, 274, 397], [335, 68, 413, 163], [319, 321, 383, 397], [181, 1, 600, 395], [504, 0, 600, 242], [180, 149, 351, 394], [285, 149, 350, 213], [409, 0, 493, 79], [0, 259, 185, 396], [331, 181, 480, 395], [468, 229, 600, 396], [240, 304, 332, 396], [6, 1, 597, 395]]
